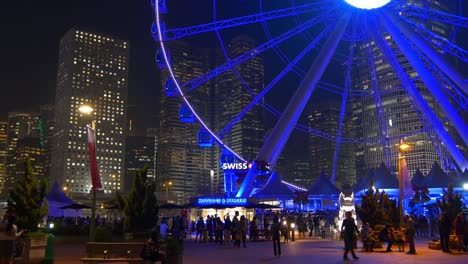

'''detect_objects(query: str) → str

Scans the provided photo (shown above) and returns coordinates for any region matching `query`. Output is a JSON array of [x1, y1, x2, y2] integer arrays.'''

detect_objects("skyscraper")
[[0, 122, 7, 194], [124, 134, 155, 193], [156, 35, 265, 202], [39, 104, 55, 182], [352, 0, 456, 177], [5, 112, 39, 191], [51, 29, 129, 196], [307, 95, 356, 187], [157, 41, 216, 203]]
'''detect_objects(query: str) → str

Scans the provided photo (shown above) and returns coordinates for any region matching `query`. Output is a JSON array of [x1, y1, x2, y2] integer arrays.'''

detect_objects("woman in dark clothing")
[[341, 211, 359, 261], [271, 215, 281, 257]]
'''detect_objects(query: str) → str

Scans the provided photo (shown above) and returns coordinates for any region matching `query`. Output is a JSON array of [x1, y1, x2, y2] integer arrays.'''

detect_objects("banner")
[[87, 125, 102, 190], [399, 156, 413, 199]]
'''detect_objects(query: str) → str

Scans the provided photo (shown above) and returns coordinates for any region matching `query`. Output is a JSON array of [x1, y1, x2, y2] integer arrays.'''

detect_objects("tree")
[[356, 180, 399, 227], [9, 156, 48, 232], [116, 167, 158, 232]]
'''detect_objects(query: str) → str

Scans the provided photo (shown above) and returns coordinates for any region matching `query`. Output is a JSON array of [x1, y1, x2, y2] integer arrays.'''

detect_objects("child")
[[394, 227, 406, 252]]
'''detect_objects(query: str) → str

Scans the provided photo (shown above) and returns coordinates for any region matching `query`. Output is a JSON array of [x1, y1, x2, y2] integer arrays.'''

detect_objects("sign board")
[[197, 197, 248, 206]]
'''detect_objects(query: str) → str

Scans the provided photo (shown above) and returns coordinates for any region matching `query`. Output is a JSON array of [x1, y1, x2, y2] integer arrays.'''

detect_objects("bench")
[[80, 242, 155, 263]]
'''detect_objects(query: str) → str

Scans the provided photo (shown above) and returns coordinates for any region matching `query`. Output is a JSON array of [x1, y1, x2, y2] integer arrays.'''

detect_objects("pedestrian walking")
[[239, 215, 247, 248], [341, 211, 359, 261], [271, 215, 281, 257], [405, 214, 416, 254], [438, 211, 451, 253]]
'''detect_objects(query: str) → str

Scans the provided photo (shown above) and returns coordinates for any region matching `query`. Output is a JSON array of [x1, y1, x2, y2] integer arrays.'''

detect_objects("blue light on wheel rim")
[[344, 0, 391, 10]]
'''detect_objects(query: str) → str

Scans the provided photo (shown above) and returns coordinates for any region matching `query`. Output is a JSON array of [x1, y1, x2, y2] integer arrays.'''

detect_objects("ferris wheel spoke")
[[399, 16, 468, 62], [217, 25, 334, 139], [182, 13, 333, 92], [161, 2, 328, 41], [382, 10, 468, 95], [371, 23, 468, 172], [330, 21, 358, 184], [394, 0, 468, 28], [407, 38, 468, 111]]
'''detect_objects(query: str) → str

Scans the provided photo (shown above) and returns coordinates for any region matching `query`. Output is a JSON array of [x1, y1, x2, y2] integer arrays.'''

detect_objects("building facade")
[[124, 135, 155, 193], [5, 112, 39, 191], [51, 29, 129, 196], [0, 122, 7, 194], [307, 95, 356, 187], [352, 0, 456, 178]]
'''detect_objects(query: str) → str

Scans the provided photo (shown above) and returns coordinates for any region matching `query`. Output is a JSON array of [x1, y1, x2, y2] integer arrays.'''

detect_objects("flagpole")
[[89, 120, 97, 242]]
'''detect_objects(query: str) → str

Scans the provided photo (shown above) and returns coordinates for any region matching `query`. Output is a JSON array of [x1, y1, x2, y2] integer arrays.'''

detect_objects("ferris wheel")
[[151, 0, 468, 197]]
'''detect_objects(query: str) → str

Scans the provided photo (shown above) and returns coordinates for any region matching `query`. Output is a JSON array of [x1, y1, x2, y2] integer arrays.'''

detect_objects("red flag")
[[399, 156, 413, 199], [87, 125, 102, 190]]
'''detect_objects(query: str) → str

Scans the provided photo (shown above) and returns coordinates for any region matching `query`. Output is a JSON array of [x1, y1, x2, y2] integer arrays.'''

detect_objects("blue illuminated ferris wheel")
[[152, 0, 468, 197]]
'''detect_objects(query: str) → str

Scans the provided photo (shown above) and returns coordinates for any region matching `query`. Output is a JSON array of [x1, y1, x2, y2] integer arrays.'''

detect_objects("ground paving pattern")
[[55, 237, 467, 264]]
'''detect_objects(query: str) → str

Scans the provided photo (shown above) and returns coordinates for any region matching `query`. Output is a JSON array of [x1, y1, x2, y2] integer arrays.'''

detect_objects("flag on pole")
[[399, 156, 413, 199], [87, 125, 102, 190]]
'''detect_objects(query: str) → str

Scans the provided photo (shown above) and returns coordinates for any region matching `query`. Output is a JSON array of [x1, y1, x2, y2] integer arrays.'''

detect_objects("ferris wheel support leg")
[[380, 12, 468, 148], [371, 26, 468, 172], [382, 9, 468, 94], [236, 13, 351, 198]]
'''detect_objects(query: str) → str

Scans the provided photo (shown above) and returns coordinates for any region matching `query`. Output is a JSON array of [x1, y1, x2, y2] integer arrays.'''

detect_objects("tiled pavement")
[[55, 237, 467, 264]]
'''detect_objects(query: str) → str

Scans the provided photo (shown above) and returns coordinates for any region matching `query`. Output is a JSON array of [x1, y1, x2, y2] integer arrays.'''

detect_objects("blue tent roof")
[[353, 169, 373, 192], [46, 182, 75, 204], [308, 170, 341, 196], [424, 162, 457, 188], [254, 172, 294, 199], [411, 169, 425, 188], [373, 163, 398, 189]]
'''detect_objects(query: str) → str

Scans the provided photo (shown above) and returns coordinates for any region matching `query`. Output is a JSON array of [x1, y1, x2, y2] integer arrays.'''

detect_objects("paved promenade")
[[56, 237, 467, 264]]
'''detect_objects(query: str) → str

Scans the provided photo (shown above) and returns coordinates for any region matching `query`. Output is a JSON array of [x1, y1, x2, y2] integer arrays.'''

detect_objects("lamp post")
[[291, 223, 295, 241], [398, 139, 411, 227], [162, 181, 172, 202], [79, 104, 98, 242]]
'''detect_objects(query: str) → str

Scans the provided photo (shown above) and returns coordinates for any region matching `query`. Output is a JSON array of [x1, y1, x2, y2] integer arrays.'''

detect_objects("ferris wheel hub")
[[344, 0, 391, 10]]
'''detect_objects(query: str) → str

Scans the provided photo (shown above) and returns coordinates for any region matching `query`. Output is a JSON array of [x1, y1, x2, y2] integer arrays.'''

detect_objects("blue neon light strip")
[[197, 197, 247, 206]]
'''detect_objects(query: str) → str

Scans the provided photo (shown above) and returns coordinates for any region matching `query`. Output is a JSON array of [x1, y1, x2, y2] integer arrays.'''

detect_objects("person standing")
[[379, 225, 394, 252], [232, 211, 240, 248], [453, 213, 465, 252], [0, 216, 26, 264], [239, 216, 247, 248], [271, 215, 282, 257], [341, 211, 359, 260], [439, 211, 451, 253], [405, 214, 416, 254], [360, 222, 374, 252]]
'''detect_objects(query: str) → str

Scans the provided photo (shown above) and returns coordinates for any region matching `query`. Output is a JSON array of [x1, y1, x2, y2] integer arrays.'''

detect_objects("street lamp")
[[398, 139, 411, 227], [79, 104, 98, 242], [162, 181, 172, 202], [291, 223, 295, 242]]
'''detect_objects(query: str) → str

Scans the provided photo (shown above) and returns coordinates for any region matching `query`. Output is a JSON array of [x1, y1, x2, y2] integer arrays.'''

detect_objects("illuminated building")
[[14, 137, 45, 181], [5, 112, 39, 191], [124, 134, 155, 193], [51, 29, 129, 195], [157, 40, 216, 203], [352, 0, 457, 177], [307, 95, 356, 187], [39, 104, 55, 182], [0, 122, 7, 193]]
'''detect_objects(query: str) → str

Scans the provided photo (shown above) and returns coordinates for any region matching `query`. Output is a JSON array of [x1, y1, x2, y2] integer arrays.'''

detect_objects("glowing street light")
[[162, 181, 172, 201], [78, 105, 94, 115]]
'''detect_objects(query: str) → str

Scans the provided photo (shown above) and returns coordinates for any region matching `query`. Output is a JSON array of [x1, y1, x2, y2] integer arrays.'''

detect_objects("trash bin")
[[44, 233, 55, 264]]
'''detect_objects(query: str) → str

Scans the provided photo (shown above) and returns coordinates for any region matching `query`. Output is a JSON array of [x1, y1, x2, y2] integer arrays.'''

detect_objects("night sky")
[[1, 0, 467, 136], [0, 0, 159, 133]]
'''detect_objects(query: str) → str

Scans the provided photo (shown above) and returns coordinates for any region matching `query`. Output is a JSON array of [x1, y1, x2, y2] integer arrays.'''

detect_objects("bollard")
[[44, 233, 56, 264]]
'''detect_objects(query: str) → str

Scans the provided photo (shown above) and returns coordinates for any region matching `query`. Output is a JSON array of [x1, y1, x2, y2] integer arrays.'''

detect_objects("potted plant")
[[9, 156, 48, 263], [164, 237, 183, 264]]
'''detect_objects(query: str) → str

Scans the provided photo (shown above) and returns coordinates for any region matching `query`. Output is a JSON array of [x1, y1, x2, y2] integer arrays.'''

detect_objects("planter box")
[[23, 237, 47, 264]]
